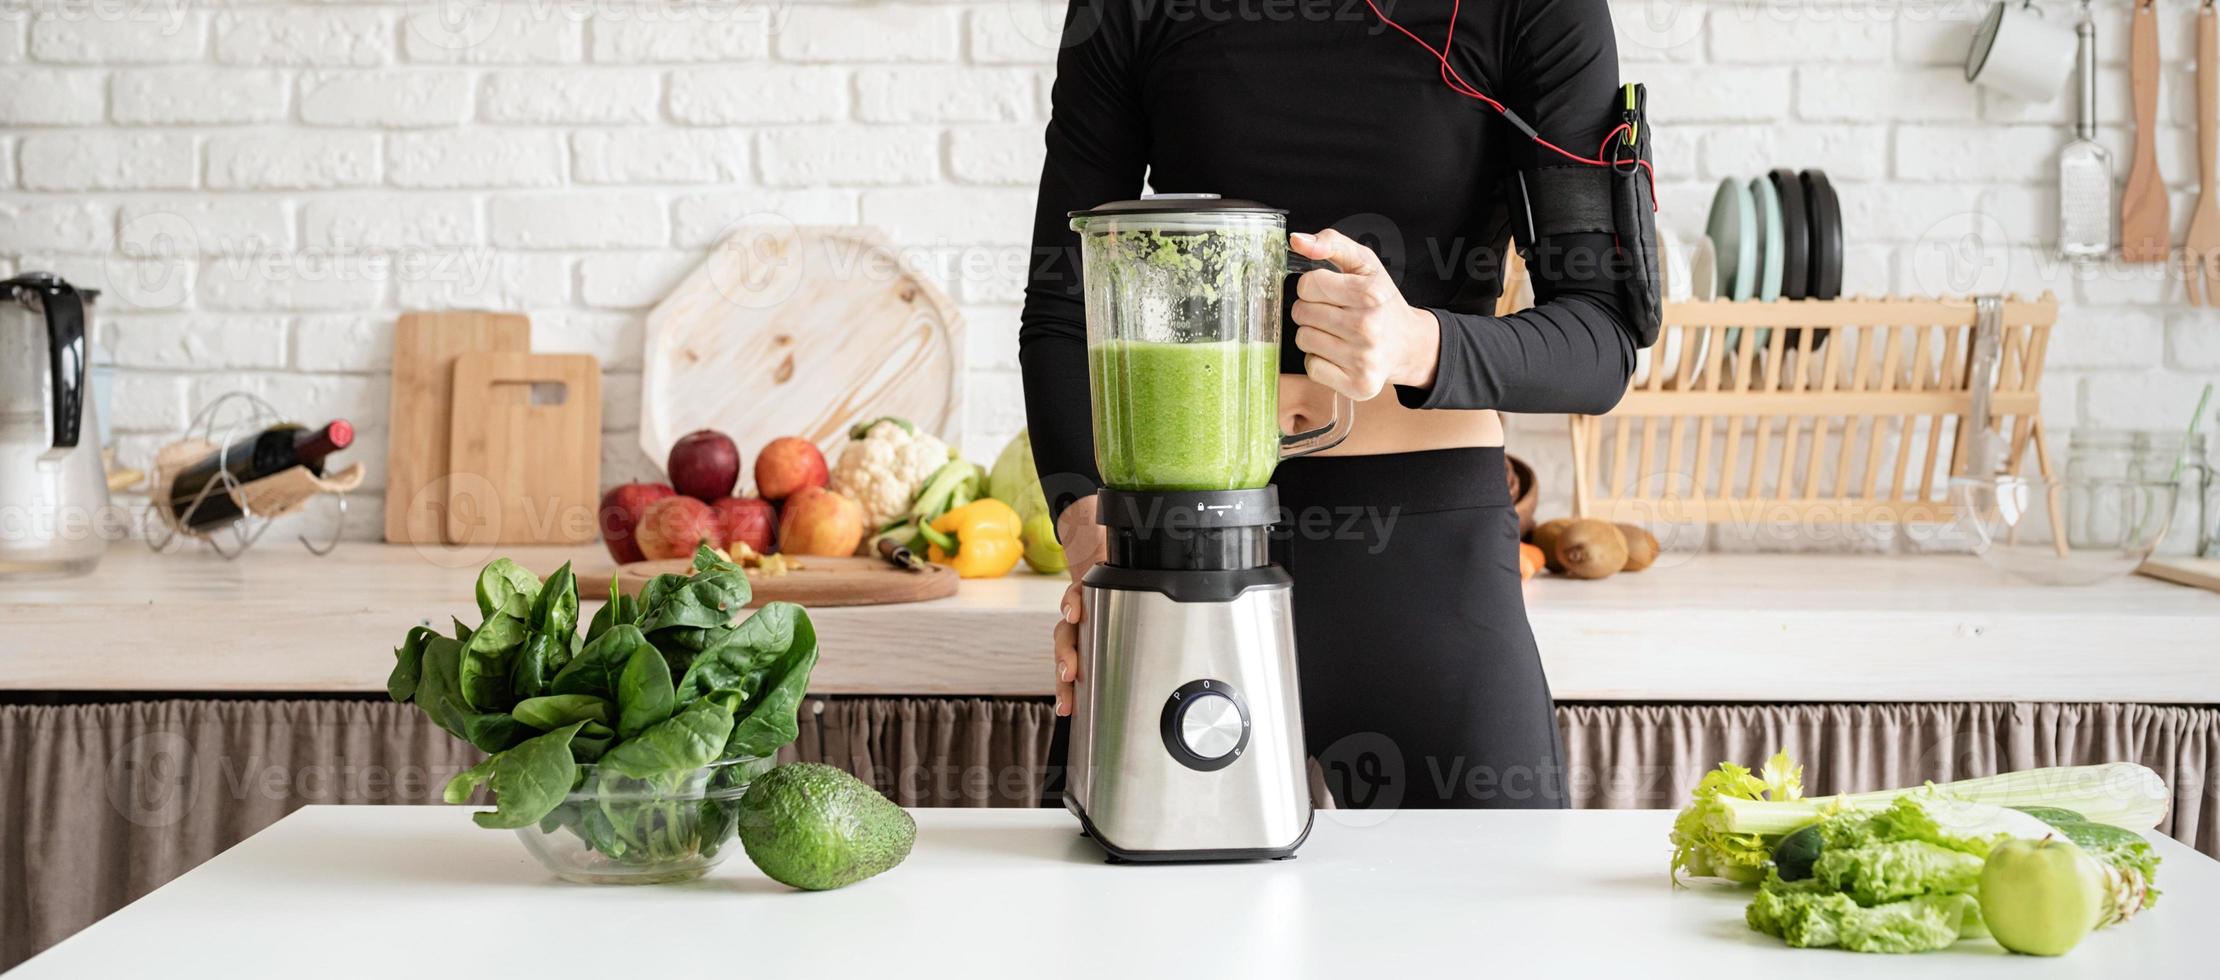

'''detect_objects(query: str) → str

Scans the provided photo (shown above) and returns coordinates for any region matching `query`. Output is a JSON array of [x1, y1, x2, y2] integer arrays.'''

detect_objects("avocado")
[[736, 762, 916, 890]]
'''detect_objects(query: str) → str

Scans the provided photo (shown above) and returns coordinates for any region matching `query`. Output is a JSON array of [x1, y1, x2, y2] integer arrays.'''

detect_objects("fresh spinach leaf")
[[509, 632, 559, 703], [475, 559, 542, 620], [531, 562, 580, 638], [575, 791, 630, 860], [463, 712, 532, 753], [599, 701, 734, 779], [442, 721, 586, 830], [512, 693, 613, 730], [676, 602, 808, 702], [616, 642, 676, 739], [388, 626, 433, 702], [571, 732, 611, 763], [457, 611, 528, 711], [717, 604, 819, 759], [634, 573, 688, 619], [692, 542, 744, 575], [636, 563, 751, 638], [551, 624, 650, 700], [585, 571, 640, 643]]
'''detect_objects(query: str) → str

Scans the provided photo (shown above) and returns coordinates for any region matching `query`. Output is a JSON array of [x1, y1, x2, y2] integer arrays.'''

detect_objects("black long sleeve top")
[[1019, 0, 1640, 504]]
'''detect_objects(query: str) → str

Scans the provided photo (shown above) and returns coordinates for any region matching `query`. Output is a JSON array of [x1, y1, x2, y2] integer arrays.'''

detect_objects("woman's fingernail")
[[1059, 662, 1074, 682], [1055, 694, 1070, 715], [1291, 232, 1315, 246]]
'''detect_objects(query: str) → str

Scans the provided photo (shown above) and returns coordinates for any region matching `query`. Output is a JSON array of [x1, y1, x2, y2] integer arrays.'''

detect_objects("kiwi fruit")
[[1616, 523, 1660, 572], [1532, 518, 1575, 573], [1553, 520, 1628, 580]]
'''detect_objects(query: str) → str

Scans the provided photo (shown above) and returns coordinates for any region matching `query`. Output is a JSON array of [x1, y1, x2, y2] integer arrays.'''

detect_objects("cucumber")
[[2010, 805, 2089, 828], [1772, 823, 1825, 881]]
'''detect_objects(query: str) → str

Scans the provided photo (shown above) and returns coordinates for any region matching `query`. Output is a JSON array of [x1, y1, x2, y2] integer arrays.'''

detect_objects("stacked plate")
[[1702, 168, 1844, 373], [1706, 168, 1843, 303]]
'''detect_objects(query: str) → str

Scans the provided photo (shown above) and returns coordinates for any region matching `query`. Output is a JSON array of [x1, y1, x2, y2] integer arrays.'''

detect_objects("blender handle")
[[1280, 250, 1355, 459]]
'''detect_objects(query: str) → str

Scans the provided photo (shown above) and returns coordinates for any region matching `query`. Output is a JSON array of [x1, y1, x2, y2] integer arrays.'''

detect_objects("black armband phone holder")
[[1514, 83, 1660, 349]]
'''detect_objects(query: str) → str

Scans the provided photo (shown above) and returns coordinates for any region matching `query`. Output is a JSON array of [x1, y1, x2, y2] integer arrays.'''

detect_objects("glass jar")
[[2065, 429, 2213, 556]]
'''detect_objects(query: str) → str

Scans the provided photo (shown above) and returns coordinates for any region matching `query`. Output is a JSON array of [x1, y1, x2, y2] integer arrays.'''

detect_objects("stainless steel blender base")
[[1065, 578, 1313, 861]]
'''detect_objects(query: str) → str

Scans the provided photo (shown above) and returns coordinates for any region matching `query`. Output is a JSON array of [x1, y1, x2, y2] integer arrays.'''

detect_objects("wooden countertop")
[[12, 806, 2218, 978], [3, 543, 2217, 702]]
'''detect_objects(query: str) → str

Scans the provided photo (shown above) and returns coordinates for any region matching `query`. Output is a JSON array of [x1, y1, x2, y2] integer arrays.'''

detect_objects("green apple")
[[1979, 836, 2106, 956]]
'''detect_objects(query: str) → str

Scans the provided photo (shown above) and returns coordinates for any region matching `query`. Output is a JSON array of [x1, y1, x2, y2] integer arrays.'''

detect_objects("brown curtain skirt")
[[1, 697, 2212, 969]]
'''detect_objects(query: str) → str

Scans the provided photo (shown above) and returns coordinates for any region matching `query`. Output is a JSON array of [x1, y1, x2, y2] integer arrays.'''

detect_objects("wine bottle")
[[164, 420, 353, 531]]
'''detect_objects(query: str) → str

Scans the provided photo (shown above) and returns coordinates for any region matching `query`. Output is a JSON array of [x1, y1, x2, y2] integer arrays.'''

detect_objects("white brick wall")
[[0, 0, 2210, 546]]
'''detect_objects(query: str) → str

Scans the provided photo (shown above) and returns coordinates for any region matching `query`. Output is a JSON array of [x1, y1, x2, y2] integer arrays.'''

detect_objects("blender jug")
[[1071, 196, 1354, 491], [0, 273, 110, 578]]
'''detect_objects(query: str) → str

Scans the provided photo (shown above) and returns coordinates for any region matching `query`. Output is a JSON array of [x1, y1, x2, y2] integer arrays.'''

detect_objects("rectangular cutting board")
[[2138, 556, 2220, 595], [445, 352, 601, 546], [382, 311, 530, 543]]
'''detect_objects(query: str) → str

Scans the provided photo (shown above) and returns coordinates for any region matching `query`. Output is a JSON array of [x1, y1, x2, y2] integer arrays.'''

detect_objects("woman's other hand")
[[1051, 494, 1105, 716], [1289, 229, 1441, 401]]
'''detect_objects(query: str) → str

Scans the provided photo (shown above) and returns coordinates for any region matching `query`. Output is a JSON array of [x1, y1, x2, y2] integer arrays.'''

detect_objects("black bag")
[[1514, 83, 1661, 349]]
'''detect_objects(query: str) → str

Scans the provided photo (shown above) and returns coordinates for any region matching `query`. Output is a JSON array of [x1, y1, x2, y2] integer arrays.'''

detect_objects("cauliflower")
[[829, 417, 956, 532]]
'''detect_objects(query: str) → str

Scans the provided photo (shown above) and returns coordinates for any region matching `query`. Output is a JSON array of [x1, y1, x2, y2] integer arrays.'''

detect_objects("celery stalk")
[[1706, 763, 2170, 837]]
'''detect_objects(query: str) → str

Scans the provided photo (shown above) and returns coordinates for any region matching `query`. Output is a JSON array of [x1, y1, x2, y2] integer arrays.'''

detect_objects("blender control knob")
[[1159, 679, 1251, 772]]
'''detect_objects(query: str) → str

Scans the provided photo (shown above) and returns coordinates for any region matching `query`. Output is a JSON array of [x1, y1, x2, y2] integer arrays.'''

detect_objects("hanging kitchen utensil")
[[1968, 0, 2080, 102], [2121, 0, 2170, 263], [2185, 1, 2220, 303], [2060, 1, 2115, 260], [382, 310, 529, 544]]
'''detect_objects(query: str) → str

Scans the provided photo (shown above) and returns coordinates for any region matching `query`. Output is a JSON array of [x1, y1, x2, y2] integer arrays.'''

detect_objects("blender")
[[1063, 195, 1352, 861]]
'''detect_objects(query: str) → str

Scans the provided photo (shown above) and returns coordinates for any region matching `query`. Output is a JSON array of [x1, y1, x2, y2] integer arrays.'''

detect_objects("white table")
[[13, 807, 2216, 978]]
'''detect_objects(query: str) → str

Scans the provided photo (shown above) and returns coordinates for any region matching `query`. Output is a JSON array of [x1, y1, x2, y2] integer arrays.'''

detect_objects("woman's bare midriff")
[[1280, 374, 1503, 455]]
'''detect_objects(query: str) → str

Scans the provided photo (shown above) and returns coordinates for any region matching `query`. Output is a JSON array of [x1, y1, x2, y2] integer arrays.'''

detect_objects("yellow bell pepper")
[[922, 498, 1023, 578]]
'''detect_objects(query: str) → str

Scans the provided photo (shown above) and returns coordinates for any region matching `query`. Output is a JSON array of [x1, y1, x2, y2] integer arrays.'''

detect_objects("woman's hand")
[[1289, 229, 1441, 401], [1051, 495, 1105, 716]]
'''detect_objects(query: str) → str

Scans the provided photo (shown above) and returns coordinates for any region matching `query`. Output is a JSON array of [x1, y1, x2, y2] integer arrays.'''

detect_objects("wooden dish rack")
[[1568, 294, 2059, 525]]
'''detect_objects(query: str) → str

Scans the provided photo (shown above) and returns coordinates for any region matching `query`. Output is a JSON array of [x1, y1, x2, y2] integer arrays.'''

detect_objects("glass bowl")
[[1949, 476, 2177, 586], [515, 756, 775, 885]]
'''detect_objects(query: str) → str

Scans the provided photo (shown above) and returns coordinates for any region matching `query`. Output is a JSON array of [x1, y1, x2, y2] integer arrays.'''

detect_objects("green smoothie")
[[1089, 339, 1280, 490]]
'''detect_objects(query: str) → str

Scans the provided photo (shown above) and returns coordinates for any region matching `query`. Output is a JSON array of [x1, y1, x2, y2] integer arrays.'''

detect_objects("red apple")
[[599, 482, 676, 564], [635, 496, 722, 560], [754, 436, 829, 501], [778, 487, 864, 557], [667, 429, 740, 502], [712, 496, 777, 555]]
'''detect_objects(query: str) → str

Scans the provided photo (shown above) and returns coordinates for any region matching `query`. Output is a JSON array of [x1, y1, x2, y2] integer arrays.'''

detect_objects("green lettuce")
[[1748, 872, 1986, 954], [1813, 840, 1986, 906]]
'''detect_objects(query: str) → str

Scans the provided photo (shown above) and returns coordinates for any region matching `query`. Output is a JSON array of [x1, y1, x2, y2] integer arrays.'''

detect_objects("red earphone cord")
[[1362, 0, 1656, 194]]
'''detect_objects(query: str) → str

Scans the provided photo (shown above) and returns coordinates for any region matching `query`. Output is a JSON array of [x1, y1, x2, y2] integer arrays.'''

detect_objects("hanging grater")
[[2060, 3, 2114, 259]]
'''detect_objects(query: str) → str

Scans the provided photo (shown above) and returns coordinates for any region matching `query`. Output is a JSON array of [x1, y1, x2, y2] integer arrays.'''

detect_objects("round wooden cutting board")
[[607, 555, 958, 608], [638, 224, 963, 481]]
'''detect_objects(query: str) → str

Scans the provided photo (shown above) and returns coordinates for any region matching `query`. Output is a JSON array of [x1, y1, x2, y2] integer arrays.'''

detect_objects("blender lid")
[[1069, 193, 1286, 219]]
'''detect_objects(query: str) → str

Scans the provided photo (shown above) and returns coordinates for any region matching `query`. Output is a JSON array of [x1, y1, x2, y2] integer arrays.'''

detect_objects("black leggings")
[[1047, 447, 1566, 810], [1272, 447, 1565, 809]]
